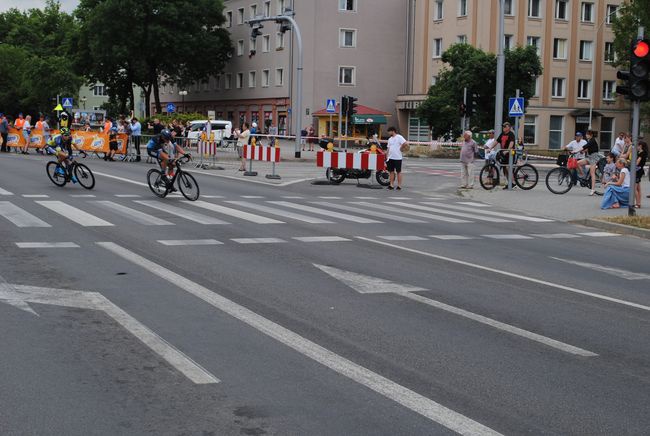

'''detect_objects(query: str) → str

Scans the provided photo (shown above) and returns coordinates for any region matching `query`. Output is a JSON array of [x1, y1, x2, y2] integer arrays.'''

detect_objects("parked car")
[[186, 120, 233, 144]]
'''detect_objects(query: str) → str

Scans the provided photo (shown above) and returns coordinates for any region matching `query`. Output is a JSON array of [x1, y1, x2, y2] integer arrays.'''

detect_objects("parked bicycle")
[[147, 154, 199, 201], [479, 147, 538, 190], [545, 152, 606, 195], [46, 151, 95, 190]]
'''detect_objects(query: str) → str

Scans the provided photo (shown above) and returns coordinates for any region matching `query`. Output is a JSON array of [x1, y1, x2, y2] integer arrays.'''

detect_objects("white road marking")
[[227, 201, 333, 224], [282, 196, 303, 199], [93, 171, 149, 187], [16, 242, 79, 248], [0, 187, 13, 196], [429, 235, 475, 240], [578, 231, 617, 237], [158, 239, 223, 246], [1, 283, 219, 385], [134, 201, 229, 225], [21, 194, 49, 198], [187, 200, 284, 224], [202, 195, 225, 199], [551, 257, 650, 280], [241, 195, 265, 199], [231, 238, 286, 244], [269, 201, 382, 223], [356, 202, 470, 224], [532, 233, 580, 239], [318, 196, 342, 199], [456, 202, 490, 207], [98, 241, 501, 435], [187, 169, 314, 187], [483, 234, 533, 240], [379, 236, 429, 241], [354, 196, 379, 200], [70, 194, 96, 198], [312, 202, 426, 223], [421, 201, 554, 222], [115, 194, 142, 198], [356, 237, 650, 313], [387, 202, 512, 223], [36, 201, 113, 227], [313, 264, 597, 357], [0, 202, 51, 227], [292, 236, 351, 242], [92, 201, 173, 226], [391, 197, 412, 200]]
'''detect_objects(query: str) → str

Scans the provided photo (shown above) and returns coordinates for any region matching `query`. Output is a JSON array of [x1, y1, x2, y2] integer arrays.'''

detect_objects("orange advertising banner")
[[5, 127, 128, 154]]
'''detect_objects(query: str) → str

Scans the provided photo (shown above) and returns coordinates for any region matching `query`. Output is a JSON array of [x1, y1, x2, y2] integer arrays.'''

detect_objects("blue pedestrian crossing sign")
[[326, 99, 337, 113], [508, 97, 525, 117], [166, 103, 176, 113], [62, 98, 73, 108]]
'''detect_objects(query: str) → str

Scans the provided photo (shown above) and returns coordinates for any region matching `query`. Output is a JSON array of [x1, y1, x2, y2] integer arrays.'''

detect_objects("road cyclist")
[[44, 128, 95, 189], [146, 128, 199, 200]]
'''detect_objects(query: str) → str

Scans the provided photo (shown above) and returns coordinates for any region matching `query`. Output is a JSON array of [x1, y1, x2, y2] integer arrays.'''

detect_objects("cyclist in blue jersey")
[[146, 129, 188, 179]]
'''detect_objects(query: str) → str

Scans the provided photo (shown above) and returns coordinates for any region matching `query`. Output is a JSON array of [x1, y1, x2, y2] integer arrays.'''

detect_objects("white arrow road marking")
[[313, 264, 597, 357], [0, 281, 219, 385], [97, 241, 502, 436], [550, 257, 650, 281]]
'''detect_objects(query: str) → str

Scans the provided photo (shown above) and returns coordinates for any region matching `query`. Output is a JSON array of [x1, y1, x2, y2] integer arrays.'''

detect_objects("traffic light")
[[341, 95, 349, 116], [617, 38, 650, 101], [348, 96, 358, 116]]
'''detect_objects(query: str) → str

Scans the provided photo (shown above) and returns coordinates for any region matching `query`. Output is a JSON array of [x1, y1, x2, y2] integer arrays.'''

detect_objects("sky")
[[0, 0, 79, 13]]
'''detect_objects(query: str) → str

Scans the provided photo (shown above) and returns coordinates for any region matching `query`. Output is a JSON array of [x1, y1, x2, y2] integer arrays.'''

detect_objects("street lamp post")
[[179, 90, 188, 113], [494, 0, 506, 133]]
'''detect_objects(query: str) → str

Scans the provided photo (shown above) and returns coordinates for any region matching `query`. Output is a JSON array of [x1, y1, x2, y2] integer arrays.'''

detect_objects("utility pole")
[[628, 26, 644, 217], [462, 87, 467, 132], [494, 0, 505, 133]]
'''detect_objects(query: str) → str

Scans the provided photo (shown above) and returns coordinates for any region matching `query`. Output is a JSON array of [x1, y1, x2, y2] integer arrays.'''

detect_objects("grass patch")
[[605, 216, 650, 230]]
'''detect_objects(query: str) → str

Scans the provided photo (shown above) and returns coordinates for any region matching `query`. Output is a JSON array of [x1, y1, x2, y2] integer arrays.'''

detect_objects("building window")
[[606, 4, 617, 24], [248, 71, 256, 88], [250, 4, 257, 18], [93, 84, 107, 96], [262, 35, 270, 52], [339, 0, 356, 12], [275, 68, 284, 86], [215, 74, 221, 90], [202, 79, 209, 91], [504, 35, 512, 50], [579, 40, 593, 61], [276, 0, 285, 15], [262, 69, 270, 87], [553, 38, 567, 59], [338, 66, 356, 86], [431, 75, 438, 86], [600, 117, 614, 149], [504, 0, 514, 16], [527, 36, 541, 55], [603, 80, 616, 100], [555, 0, 567, 19], [533, 77, 540, 97], [435, 0, 444, 20], [577, 79, 591, 99], [237, 39, 244, 56], [237, 8, 244, 24], [225, 11, 232, 27], [549, 115, 563, 149], [528, 0, 541, 18], [340, 29, 357, 48], [249, 37, 257, 52], [551, 77, 565, 97], [458, 0, 467, 17], [604, 42, 616, 63], [524, 115, 537, 144], [264, 1, 271, 17], [433, 38, 443, 58], [581, 2, 594, 22], [276, 32, 285, 49], [225, 73, 232, 90], [236, 73, 243, 89], [457, 35, 467, 44]]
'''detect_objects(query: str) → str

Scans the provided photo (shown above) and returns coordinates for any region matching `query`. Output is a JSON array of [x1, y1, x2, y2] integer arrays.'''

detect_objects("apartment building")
[[398, 0, 630, 148], [159, 0, 408, 137]]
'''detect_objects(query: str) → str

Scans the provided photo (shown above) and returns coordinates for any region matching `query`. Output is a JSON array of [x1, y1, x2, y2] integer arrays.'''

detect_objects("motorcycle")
[[319, 138, 390, 186]]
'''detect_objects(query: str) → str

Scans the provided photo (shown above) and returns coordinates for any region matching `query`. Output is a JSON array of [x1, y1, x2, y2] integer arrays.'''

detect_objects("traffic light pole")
[[494, 0, 505, 133], [628, 26, 644, 216]]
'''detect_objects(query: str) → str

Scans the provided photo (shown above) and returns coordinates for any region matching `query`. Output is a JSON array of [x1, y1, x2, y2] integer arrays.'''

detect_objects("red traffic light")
[[634, 40, 649, 58]]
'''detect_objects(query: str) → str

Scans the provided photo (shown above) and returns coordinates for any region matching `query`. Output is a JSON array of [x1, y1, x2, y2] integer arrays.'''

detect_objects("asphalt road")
[[1, 153, 650, 435]]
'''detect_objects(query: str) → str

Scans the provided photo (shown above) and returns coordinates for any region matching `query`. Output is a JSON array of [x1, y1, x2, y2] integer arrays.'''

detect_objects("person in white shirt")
[[601, 158, 630, 209], [21, 115, 32, 154], [385, 126, 408, 190], [562, 132, 587, 176], [612, 132, 626, 157], [483, 129, 497, 161]]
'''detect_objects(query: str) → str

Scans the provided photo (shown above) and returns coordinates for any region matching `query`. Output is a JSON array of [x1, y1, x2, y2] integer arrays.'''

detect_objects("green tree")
[[417, 44, 542, 139]]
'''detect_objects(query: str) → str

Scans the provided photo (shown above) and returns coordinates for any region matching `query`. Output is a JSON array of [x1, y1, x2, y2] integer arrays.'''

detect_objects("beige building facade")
[[398, 0, 631, 149]]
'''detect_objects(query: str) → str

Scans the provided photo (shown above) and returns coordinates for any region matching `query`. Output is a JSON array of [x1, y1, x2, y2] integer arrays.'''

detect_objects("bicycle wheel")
[[74, 163, 95, 190], [479, 164, 499, 190], [326, 168, 346, 184], [177, 172, 199, 201], [46, 161, 67, 187], [147, 168, 168, 198], [545, 167, 573, 194], [514, 163, 538, 190]]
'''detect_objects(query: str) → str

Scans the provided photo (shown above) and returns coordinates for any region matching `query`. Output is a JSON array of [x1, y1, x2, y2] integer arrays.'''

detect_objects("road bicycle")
[[46, 152, 95, 190], [545, 153, 605, 195], [479, 147, 539, 190], [147, 154, 199, 201]]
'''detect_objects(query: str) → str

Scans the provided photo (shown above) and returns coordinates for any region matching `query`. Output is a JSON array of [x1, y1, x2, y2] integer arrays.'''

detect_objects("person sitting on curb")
[[601, 158, 630, 209]]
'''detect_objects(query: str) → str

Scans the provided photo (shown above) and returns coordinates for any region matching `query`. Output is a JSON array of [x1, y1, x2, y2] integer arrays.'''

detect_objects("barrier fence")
[[316, 150, 386, 171], [242, 143, 282, 179], [4, 127, 128, 155]]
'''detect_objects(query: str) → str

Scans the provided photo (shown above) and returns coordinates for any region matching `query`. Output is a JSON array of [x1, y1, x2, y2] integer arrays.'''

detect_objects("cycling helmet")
[[60, 127, 71, 136], [160, 129, 173, 140]]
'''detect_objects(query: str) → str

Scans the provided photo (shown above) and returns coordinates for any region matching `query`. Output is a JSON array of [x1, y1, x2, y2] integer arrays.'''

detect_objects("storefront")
[[312, 104, 390, 140]]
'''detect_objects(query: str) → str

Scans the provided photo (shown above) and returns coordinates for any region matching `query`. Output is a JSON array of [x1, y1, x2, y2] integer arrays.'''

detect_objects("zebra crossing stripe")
[[422, 202, 553, 222], [36, 201, 113, 227], [356, 202, 470, 224], [268, 201, 382, 224], [226, 201, 333, 224], [0, 201, 51, 227], [187, 201, 284, 224], [312, 202, 426, 223], [387, 202, 513, 223], [92, 201, 174, 226], [0, 187, 13, 196], [134, 201, 229, 225]]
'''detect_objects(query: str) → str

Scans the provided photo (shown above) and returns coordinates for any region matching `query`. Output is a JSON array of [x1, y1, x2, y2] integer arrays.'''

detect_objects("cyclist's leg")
[[159, 151, 170, 174]]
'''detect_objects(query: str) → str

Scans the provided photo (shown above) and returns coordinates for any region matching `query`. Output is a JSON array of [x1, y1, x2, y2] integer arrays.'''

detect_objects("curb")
[[570, 218, 650, 240]]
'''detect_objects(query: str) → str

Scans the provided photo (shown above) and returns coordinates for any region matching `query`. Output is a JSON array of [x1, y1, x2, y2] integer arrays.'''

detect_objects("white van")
[[187, 120, 232, 143]]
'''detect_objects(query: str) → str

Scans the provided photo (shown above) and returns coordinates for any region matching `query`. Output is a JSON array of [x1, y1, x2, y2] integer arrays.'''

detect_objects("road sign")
[[166, 103, 176, 113], [326, 99, 337, 113], [508, 97, 524, 116], [62, 98, 73, 108]]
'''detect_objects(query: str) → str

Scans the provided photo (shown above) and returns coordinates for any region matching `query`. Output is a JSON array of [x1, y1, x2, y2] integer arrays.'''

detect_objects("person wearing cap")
[[562, 132, 587, 178], [496, 122, 516, 183], [483, 129, 497, 161], [0, 113, 9, 152]]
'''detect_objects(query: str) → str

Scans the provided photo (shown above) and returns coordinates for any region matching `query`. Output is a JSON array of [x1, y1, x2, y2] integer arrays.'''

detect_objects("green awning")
[[351, 115, 387, 124]]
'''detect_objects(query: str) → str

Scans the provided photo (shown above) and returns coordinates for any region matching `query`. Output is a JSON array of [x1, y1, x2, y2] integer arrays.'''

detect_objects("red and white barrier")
[[198, 141, 218, 156], [316, 151, 386, 171], [243, 144, 281, 163]]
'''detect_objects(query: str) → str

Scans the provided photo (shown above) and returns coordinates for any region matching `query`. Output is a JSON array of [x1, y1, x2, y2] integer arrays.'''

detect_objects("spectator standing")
[[131, 117, 142, 161], [236, 123, 250, 171], [149, 118, 163, 134], [612, 132, 626, 157], [249, 122, 257, 145], [14, 113, 25, 131], [386, 126, 408, 190], [495, 122, 516, 183], [601, 158, 630, 209], [21, 115, 32, 154], [632, 140, 647, 208], [483, 129, 497, 161], [0, 113, 9, 152], [103, 117, 113, 133], [105, 127, 118, 161], [459, 131, 479, 189], [307, 125, 316, 151]]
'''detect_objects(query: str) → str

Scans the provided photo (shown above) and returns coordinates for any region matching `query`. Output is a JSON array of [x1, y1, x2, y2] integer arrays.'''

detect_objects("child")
[[601, 152, 617, 185], [105, 127, 118, 161]]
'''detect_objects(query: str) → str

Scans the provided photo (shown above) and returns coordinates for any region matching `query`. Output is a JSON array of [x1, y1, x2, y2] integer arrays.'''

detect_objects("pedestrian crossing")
[[0, 196, 558, 230]]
